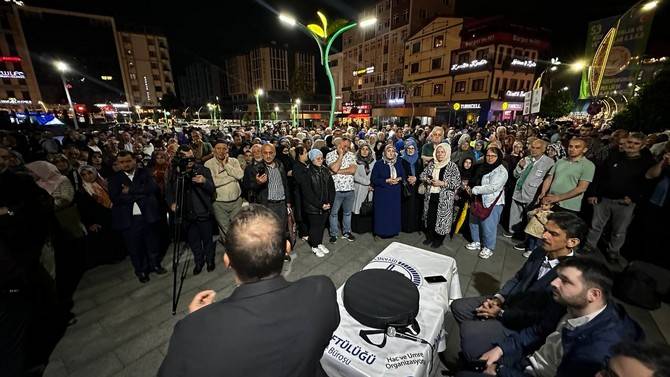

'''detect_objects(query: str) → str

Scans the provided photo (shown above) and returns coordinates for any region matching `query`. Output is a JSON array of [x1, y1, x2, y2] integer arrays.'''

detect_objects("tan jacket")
[[204, 157, 244, 202], [524, 209, 552, 239]]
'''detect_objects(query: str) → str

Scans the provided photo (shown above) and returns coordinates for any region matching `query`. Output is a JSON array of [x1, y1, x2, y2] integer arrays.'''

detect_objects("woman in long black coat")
[[400, 138, 424, 233], [77, 165, 125, 267]]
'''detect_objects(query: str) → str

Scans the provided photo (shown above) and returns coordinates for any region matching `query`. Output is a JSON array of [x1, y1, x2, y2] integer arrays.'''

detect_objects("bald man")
[[507, 139, 555, 243]]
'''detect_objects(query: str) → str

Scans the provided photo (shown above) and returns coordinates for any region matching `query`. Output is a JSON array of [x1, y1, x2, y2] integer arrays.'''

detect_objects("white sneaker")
[[301, 236, 309, 242], [311, 247, 325, 258], [479, 248, 494, 259], [465, 242, 481, 251], [523, 250, 532, 258], [317, 244, 330, 254]]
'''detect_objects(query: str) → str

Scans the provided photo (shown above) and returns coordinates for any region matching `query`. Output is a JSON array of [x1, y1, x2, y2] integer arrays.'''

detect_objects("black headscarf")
[[470, 147, 503, 187], [459, 157, 474, 181]]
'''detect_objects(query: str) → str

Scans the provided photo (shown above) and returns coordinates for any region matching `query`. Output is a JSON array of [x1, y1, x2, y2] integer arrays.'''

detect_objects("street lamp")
[[54, 61, 79, 129], [280, 11, 377, 128], [642, 0, 660, 11], [274, 105, 279, 121], [562, 86, 570, 91], [134, 105, 141, 122], [570, 60, 586, 72], [295, 98, 301, 127], [254, 88, 264, 127]]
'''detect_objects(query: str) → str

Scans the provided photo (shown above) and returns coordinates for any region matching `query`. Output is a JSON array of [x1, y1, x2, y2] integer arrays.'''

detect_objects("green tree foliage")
[[539, 89, 575, 119], [612, 64, 670, 133]]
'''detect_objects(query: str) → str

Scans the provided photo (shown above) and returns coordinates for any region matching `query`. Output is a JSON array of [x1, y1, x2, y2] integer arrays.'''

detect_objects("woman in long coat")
[[371, 144, 405, 238], [351, 143, 376, 233], [400, 138, 424, 233], [419, 143, 461, 248]]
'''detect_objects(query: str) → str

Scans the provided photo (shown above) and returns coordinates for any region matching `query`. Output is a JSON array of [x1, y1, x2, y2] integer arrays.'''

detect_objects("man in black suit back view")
[[158, 204, 340, 377], [450, 212, 589, 362]]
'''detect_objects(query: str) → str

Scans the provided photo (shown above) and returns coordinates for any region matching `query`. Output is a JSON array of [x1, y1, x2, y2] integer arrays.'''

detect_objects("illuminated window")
[[433, 84, 444, 95], [455, 81, 466, 92], [433, 35, 444, 48]]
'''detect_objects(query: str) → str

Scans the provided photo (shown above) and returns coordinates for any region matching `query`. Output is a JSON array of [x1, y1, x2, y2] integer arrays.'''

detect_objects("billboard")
[[579, 6, 657, 99]]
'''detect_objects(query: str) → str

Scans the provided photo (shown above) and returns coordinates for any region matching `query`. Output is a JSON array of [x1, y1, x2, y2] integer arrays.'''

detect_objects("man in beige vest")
[[205, 140, 244, 238]]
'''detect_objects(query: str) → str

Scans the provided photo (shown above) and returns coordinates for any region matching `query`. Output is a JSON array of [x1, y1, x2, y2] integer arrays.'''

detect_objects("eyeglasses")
[[485, 154, 497, 158]]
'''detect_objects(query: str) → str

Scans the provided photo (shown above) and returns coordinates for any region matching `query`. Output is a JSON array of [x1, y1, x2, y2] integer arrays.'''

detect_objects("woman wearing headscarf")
[[298, 149, 335, 257], [473, 140, 486, 162], [26, 161, 85, 325], [502, 140, 524, 234], [371, 144, 405, 238], [451, 134, 475, 167], [77, 165, 125, 267], [291, 146, 310, 240], [400, 138, 424, 233], [546, 142, 566, 161], [464, 146, 508, 259], [51, 153, 80, 191], [352, 142, 376, 233], [419, 143, 461, 248], [373, 140, 385, 161]]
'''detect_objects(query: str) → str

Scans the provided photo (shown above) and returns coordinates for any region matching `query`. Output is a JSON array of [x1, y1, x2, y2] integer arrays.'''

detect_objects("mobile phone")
[[424, 275, 447, 283], [468, 360, 487, 372]]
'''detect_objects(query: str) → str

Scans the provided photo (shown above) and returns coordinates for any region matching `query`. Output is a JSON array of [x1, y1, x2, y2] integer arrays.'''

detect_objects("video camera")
[[173, 155, 196, 178]]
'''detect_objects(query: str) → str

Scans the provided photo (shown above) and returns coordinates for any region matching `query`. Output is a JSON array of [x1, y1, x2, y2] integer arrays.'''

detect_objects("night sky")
[[25, 0, 670, 81]]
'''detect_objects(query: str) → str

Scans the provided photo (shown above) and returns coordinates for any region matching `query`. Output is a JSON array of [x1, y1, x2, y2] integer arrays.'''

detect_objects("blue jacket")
[[109, 168, 162, 230], [497, 303, 644, 377], [497, 248, 565, 331]]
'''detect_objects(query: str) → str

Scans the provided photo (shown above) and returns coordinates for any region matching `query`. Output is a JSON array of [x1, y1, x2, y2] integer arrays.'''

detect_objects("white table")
[[321, 242, 462, 377]]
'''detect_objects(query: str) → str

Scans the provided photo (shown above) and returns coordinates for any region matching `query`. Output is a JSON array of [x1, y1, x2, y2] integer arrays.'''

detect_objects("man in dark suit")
[[451, 212, 588, 361], [109, 151, 166, 283], [158, 205, 340, 377]]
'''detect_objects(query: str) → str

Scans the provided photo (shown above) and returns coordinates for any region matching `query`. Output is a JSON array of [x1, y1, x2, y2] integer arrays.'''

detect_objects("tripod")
[[171, 172, 190, 315]]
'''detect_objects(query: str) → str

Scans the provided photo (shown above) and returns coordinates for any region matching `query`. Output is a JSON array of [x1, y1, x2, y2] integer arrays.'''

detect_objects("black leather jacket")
[[297, 164, 335, 215]]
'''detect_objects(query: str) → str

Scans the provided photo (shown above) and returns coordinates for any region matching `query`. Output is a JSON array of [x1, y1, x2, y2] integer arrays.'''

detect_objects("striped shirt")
[[267, 163, 285, 201]]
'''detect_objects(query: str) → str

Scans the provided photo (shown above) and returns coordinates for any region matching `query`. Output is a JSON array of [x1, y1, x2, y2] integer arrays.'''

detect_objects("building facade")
[[340, 0, 456, 121], [403, 16, 462, 123], [117, 31, 174, 107], [449, 17, 550, 125], [224, 44, 315, 105], [177, 59, 226, 107], [0, 4, 41, 111]]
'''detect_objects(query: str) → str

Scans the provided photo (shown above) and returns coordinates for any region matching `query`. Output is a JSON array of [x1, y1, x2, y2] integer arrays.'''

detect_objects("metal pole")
[[60, 73, 79, 129]]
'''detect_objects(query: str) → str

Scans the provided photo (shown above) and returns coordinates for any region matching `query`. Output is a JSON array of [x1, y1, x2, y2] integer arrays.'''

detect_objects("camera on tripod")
[[173, 155, 196, 178]]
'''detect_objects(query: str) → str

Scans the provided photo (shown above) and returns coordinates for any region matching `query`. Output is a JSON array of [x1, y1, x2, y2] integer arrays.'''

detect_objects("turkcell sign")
[[0, 70, 26, 79]]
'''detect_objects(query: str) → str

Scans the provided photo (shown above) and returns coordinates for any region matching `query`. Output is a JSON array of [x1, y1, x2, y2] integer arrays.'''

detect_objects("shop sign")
[[0, 70, 25, 79], [510, 59, 536, 68], [0, 56, 22, 62], [505, 90, 526, 98], [453, 102, 481, 110], [353, 66, 375, 76], [0, 98, 31, 104], [388, 98, 405, 106], [450, 59, 488, 73]]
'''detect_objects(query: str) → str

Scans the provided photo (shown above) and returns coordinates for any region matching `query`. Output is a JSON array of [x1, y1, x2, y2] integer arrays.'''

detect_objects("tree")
[[539, 89, 575, 119], [612, 64, 670, 133], [159, 92, 183, 111], [289, 65, 311, 101]]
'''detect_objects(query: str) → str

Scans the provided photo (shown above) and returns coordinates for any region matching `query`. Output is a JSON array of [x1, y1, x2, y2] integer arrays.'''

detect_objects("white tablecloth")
[[321, 242, 462, 377]]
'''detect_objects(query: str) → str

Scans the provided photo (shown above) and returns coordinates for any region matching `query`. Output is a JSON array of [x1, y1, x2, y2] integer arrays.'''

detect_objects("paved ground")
[[43, 229, 669, 377]]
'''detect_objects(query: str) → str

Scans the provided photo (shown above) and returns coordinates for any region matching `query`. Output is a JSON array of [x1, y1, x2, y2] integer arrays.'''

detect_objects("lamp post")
[[295, 98, 301, 127], [254, 88, 264, 127], [274, 105, 279, 121], [196, 106, 203, 121], [54, 61, 79, 129], [280, 12, 377, 128]]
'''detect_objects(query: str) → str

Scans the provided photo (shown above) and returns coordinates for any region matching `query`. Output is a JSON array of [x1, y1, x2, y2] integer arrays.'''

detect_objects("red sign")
[[0, 56, 22, 63]]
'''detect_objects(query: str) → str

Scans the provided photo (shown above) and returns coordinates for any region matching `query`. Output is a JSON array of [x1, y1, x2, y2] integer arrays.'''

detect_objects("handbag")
[[470, 191, 503, 220], [401, 181, 412, 198], [359, 192, 373, 217]]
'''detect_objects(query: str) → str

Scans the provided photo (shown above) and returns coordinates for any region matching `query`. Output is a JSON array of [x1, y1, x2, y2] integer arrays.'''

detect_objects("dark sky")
[[25, 0, 670, 76]]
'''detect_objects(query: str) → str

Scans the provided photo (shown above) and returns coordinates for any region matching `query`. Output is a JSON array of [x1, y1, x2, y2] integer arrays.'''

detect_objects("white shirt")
[[537, 251, 574, 280], [526, 305, 608, 377], [326, 150, 356, 192], [125, 171, 142, 216]]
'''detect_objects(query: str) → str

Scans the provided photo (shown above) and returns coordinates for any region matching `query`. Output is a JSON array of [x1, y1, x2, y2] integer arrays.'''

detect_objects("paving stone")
[[68, 352, 123, 377], [113, 319, 175, 366], [42, 358, 67, 377]]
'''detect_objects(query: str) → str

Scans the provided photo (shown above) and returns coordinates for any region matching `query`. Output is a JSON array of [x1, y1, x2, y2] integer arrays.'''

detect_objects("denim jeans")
[[469, 204, 503, 250], [330, 190, 354, 236]]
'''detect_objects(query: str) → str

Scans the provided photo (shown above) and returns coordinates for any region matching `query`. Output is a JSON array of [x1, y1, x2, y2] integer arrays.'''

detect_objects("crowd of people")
[[1, 118, 670, 376]]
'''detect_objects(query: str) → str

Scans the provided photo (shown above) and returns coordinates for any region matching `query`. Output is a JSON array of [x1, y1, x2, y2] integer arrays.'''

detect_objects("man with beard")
[[465, 257, 643, 377], [451, 212, 586, 362]]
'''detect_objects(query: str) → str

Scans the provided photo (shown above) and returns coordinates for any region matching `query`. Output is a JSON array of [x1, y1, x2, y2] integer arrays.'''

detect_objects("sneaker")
[[317, 244, 330, 254], [329, 236, 338, 243], [465, 241, 481, 251], [513, 242, 526, 251], [342, 233, 356, 241], [502, 232, 514, 238], [301, 236, 309, 242], [311, 247, 325, 258], [522, 250, 532, 258], [478, 248, 494, 259]]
